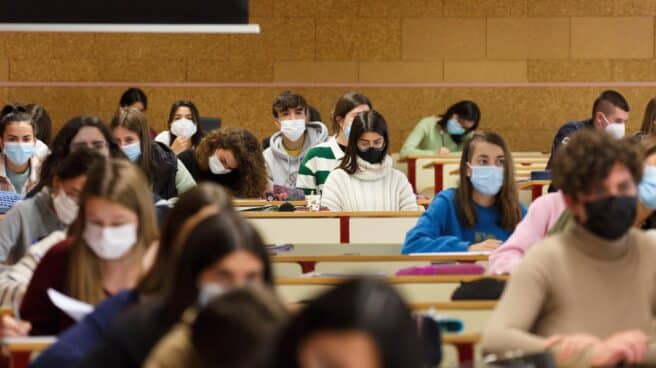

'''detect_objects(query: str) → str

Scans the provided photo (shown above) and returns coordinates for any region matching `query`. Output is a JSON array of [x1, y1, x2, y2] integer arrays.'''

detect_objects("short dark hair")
[[339, 110, 389, 175], [272, 91, 308, 118], [552, 129, 642, 198], [26, 104, 52, 146], [119, 88, 148, 110], [437, 100, 480, 143], [0, 104, 35, 138], [167, 100, 203, 147], [191, 285, 288, 368], [270, 278, 424, 368], [55, 147, 105, 181], [161, 212, 272, 329], [592, 90, 629, 118], [331, 92, 372, 135]]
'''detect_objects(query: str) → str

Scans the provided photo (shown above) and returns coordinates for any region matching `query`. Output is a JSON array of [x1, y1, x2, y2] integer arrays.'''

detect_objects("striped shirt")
[[296, 137, 345, 195]]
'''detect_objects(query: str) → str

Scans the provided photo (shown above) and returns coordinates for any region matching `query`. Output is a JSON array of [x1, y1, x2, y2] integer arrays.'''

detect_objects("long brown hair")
[[455, 132, 522, 230], [110, 107, 159, 184], [331, 92, 372, 135], [640, 98, 656, 135], [195, 128, 267, 198], [339, 110, 389, 175], [67, 159, 159, 304]]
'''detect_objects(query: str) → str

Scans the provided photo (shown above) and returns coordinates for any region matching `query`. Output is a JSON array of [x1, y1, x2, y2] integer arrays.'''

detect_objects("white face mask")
[[280, 119, 306, 141], [208, 155, 231, 175], [83, 222, 138, 260], [197, 283, 225, 307], [605, 122, 625, 139], [52, 190, 79, 225], [170, 118, 198, 138]]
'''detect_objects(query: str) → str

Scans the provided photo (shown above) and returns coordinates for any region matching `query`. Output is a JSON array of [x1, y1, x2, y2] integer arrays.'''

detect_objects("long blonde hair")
[[67, 159, 159, 304]]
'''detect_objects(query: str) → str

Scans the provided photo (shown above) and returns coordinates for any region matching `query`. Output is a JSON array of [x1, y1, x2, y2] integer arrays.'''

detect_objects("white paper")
[[47, 288, 94, 322], [408, 251, 492, 256]]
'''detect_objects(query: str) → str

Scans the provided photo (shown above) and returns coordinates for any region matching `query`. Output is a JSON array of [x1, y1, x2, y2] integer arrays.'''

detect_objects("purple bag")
[[395, 263, 485, 276]]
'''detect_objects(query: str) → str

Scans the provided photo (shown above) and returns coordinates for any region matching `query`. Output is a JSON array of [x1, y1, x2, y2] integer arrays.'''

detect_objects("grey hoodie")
[[263, 121, 329, 188]]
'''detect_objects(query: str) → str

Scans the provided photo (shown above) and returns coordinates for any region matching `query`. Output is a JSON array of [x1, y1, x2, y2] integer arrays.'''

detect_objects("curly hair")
[[552, 130, 643, 198], [195, 128, 267, 198]]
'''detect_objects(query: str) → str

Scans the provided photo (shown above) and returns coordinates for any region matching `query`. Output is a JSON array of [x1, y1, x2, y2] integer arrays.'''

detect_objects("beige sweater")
[[482, 223, 656, 363]]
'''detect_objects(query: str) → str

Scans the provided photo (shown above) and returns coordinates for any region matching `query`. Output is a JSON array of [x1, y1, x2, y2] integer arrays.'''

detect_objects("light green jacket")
[[400, 116, 472, 157]]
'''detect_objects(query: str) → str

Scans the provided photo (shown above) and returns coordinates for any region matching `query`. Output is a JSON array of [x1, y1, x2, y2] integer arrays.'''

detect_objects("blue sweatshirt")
[[401, 188, 526, 254], [30, 290, 139, 368]]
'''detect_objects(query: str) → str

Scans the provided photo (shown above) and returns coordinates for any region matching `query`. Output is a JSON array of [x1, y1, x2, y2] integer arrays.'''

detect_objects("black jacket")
[[151, 142, 178, 200]]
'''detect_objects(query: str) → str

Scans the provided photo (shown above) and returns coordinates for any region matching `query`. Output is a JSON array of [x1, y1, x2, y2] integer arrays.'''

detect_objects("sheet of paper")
[[47, 288, 94, 322]]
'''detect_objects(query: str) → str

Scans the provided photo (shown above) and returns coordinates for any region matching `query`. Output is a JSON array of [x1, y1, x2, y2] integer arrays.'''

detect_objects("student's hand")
[[0, 315, 31, 337], [545, 334, 601, 363], [591, 330, 649, 366], [438, 147, 450, 154], [171, 136, 192, 155], [468, 239, 502, 251]]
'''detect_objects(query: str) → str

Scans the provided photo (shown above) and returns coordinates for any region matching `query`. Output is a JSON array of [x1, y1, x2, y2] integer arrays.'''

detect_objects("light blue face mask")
[[121, 142, 141, 162], [639, 165, 656, 209], [469, 165, 504, 196], [446, 119, 466, 135], [3, 142, 34, 166], [345, 124, 352, 139]]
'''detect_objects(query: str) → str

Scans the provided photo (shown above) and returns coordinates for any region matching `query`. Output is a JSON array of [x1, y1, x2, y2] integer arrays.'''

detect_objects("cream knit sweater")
[[321, 155, 417, 212]]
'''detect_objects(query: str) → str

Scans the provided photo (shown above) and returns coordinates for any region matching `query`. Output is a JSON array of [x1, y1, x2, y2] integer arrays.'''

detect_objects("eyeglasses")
[[357, 140, 385, 151]]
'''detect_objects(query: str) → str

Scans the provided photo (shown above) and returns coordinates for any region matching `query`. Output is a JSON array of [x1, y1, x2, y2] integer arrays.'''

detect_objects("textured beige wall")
[[1, 0, 656, 152]]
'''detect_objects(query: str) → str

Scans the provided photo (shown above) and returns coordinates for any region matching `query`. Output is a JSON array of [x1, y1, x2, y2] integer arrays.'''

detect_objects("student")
[[30, 183, 233, 368], [489, 134, 656, 274], [400, 100, 480, 157], [297, 92, 372, 195], [155, 100, 204, 156], [263, 91, 329, 188], [179, 128, 267, 198], [144, 285, 287, 368], [271, 278, 424, 368], [0, 148, 103, 265], [402, 131, 526, 254], [26, 104, 52, 159], [639, 97, 656, 136], [482, 130, 656, 367], [547, 90, 629, 169], [119, 87, 148, 112], [0, 106, 42, 194], [28, 115, 124, 197], [77, 212, 273, 368], [321, 111, 417, 212], [111, 107, 196, 199], [17, 159, 158, 335]]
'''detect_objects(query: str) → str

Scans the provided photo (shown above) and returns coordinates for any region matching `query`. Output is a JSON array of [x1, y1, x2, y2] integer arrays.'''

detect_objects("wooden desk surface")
[[442, 333, 481, 344], [1, 336, 55, 352], [517, 180, 552, 190], [410, 301, 496, 311], [241, 211, 423, 219], [446, 165, 546, 175], [272, 254, 489, 263], [276, 275, 508, 285], [398, 152, 548, 164], [234, 199, 432, 208]]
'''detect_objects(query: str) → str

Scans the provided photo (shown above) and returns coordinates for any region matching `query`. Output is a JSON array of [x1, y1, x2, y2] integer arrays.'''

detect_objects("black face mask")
[[582, 196, 637, 240], [357, 147, 385, 164]]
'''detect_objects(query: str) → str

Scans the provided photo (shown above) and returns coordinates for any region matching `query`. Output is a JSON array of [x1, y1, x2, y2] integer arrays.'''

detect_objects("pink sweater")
[[487, 191, 566, 275]]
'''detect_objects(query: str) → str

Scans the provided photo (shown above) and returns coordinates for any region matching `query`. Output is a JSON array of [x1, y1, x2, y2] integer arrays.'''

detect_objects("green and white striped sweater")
[[296, 136, 345, 195]]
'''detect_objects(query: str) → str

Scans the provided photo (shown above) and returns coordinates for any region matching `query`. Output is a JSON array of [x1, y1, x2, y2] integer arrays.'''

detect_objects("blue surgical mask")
[[345, 124, 352, 139], [639, 165, 656, 209], [121, 142, 141, 162], [446, 119, 466, 135], [469, 164, 504, 196], [3, 142, 34, 166]]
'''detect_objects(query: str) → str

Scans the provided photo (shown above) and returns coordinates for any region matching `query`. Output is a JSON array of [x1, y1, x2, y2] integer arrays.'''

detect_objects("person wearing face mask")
[[178, 128, 268, 198], [155, 100, 205, 156], [77, 212, 274, 368], [263, 91, 329, 188], [402, 131, 526, 254], [482, 130, 656, 367], [321, 111, 417, 212], [111, 107, 196, 200], [0, 106, 42, 195], [17, 159, 159, 336], [297, 92, 372, 195], [0, 147, 103, 266], [546, 90, 629, 174], [400, 100, 480, 157]]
